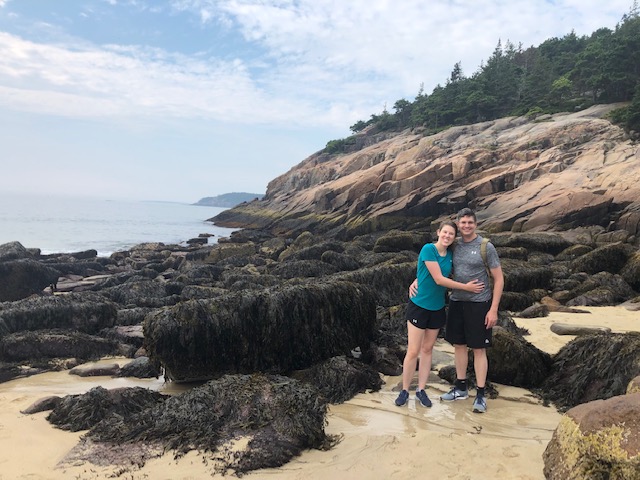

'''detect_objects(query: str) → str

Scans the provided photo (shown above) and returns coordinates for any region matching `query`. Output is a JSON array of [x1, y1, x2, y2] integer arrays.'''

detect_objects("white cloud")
[[0, 32, 322, 125], [0, 0, 634, 134]]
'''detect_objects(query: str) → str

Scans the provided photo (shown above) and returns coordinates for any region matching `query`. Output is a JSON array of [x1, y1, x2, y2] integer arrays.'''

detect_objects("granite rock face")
[[213, 105, 640, 241]]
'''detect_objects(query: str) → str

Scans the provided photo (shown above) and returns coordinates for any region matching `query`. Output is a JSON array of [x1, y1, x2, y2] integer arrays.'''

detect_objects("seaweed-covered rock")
[[320, 250, 362, 271], [99, 277, 179, 308], [174, 264, 225, 285], [291, 356, 383, 403], [145, 280, 377, 382], [570, 242, 635, 275], [500, 291, 534, 312], [621, 251, 640, 291], [490, 232, 574, 255], [487, 327, 552, 388], [0, 330, 122, 362], [0, 292, 117, 335], [278, 240, 345, 262], [204, 242, 258, 264], [541, 332, 640, 410], [555, 244, 592, 261], [116, 307, 154, 326], [0, 361, 22, 383], [39, 260, 104, 277], [333, 262, 415, 307], [543, 393, 640, 480], [566, 272, 636, 306], [495, 246, 528, 260], [0, 241, 34, 262], [0, 259, 60, 302], [75, 374, 332, 475], [373, 230, 425, 253], [269, 259, 339, 279], [47, 386, 167, 432], [116, 356, 161, 379], [501, 258, 554, 292]]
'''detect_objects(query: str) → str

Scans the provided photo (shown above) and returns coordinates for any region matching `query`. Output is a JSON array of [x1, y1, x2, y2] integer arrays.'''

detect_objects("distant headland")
[[193, 192, 263, 208]]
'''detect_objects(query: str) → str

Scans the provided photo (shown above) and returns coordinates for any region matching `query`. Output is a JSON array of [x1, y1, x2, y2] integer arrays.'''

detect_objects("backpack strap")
[[480, 237, 491, 281]]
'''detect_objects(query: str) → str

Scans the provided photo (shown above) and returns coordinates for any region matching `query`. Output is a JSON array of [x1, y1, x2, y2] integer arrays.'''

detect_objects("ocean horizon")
[[0, 192, 238, 257]]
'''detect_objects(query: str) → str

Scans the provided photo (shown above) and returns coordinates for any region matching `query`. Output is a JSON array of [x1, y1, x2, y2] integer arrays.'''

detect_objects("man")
[[440, 207, 504, 413]]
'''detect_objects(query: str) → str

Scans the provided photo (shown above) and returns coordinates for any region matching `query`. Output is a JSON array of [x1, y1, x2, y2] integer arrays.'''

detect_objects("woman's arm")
[[424, 261, 484, 293]]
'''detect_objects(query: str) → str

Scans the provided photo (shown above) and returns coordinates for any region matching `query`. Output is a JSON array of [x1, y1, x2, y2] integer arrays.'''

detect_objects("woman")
[[395, 220, 483, 407]]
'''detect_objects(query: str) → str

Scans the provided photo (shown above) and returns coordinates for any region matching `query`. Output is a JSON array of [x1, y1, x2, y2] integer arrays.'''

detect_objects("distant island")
[[193, 192, 264, 208]]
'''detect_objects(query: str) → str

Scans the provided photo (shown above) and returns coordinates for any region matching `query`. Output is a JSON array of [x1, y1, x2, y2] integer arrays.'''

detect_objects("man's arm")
[[485, 265, 504, 328]]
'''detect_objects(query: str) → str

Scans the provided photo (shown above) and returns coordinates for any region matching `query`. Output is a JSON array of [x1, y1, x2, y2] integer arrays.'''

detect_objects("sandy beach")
[[0, 306, 638, 480]]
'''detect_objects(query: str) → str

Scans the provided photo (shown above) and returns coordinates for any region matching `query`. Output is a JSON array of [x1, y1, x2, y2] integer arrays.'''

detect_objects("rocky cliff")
[[213, 104, 640, 242]]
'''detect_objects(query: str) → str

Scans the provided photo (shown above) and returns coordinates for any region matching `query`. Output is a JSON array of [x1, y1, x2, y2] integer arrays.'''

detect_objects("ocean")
[[0, 192, 238, 257]]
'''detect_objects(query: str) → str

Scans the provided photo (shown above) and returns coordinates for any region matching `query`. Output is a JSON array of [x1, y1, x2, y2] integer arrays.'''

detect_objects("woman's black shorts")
[[404, 300, 446, 330]]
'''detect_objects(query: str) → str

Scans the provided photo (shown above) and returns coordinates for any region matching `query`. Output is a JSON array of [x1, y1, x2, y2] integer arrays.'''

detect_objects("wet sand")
[[0, 306, 638, 479]]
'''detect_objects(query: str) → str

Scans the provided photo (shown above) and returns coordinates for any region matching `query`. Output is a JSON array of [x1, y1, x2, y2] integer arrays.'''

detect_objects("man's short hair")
[[456, 207, 477, 222]]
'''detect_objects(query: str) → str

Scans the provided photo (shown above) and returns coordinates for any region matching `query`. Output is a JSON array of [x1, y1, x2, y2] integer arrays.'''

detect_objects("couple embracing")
[[395, 208, 504, 413]]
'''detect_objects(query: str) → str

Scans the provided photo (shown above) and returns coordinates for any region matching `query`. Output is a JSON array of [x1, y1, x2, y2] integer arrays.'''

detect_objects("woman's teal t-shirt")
[[412, 243, 453, 311]]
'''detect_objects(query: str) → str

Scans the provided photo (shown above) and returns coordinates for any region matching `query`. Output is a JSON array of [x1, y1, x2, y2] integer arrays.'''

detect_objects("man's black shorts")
[[445, 300, 492, 348], [405, 300, 446, 330]]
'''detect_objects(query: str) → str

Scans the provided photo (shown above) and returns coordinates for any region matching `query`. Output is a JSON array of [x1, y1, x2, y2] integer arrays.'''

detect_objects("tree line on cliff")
[[327, 5, 640, 154]]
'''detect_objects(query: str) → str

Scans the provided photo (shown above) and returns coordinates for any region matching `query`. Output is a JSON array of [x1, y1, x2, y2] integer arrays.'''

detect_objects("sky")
[[0, 0, 634, 203]]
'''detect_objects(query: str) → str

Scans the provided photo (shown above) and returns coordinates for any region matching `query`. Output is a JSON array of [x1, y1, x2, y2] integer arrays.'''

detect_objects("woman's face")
[[437, 225, 456, 246]]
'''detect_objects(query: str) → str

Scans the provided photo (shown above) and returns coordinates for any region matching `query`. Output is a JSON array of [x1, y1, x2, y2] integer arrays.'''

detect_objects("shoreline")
[[0, 306, 638, 479]]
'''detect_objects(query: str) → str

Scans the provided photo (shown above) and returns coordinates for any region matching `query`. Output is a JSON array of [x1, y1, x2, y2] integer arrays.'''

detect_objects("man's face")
[[457, 215, 477, 237]]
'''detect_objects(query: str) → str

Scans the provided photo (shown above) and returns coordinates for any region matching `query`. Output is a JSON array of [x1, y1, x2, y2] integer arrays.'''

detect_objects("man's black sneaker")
[[472, 395, 487, 413]]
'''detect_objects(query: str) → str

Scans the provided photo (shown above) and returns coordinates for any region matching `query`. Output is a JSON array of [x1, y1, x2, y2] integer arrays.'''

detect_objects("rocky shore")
[[1, 104, 639, 478], [0, 220, 639, 477]]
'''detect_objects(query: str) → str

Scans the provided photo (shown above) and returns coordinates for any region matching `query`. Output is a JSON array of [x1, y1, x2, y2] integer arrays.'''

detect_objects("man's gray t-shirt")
[[449, 235, 500, 302]]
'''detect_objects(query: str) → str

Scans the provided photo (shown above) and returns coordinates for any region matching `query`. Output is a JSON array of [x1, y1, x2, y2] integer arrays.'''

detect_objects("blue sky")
[[0, 0, 633, 203]]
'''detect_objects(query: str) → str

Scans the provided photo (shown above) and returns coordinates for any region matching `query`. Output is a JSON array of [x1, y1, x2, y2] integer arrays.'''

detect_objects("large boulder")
[[0, 291, 117, 335], [332, 262, 415, 307], [541, 332, 640, 410], [0, 241, 34, 262], [565, 272, 636, 306], [98, 277, 180, 308], [0, 329, 123, 362], [0, 259, 60, 301], [144, 280, 377, 382], [486, 327, 552, 388], [569, 242, 636, 275], [543, 393, 640, 480], [501, 258, 554, 292]]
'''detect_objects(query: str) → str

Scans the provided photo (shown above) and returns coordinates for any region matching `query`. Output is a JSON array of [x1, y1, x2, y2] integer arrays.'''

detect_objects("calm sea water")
[[0, 192, 238, 257]]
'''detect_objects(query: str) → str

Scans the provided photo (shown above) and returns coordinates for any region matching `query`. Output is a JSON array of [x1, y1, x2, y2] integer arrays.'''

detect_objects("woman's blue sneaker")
[[416, 389, 432, 407], [440, 387, 469, 401], [395, 389, 409, 406]]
